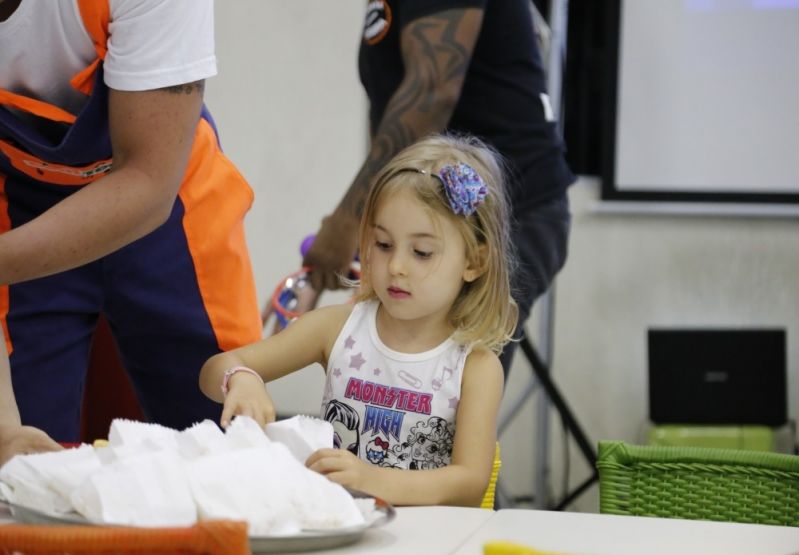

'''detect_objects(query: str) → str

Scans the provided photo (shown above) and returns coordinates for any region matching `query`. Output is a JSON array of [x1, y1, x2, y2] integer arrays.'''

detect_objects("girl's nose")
[[388, 251, 407, 275]]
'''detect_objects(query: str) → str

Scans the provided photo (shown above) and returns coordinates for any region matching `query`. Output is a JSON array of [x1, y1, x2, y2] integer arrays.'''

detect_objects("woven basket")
[[597, 441, 799, 526]]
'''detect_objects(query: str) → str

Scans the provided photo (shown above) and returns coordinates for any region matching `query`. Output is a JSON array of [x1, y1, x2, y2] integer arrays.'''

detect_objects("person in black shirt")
[[303, 0, 575, 376]]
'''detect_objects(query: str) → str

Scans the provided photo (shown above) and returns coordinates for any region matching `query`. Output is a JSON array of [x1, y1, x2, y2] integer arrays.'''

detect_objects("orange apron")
[[0, 0, 260, 440]]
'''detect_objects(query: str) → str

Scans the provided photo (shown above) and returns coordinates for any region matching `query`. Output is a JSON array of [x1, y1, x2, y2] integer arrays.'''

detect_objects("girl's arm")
[[306, 348, 504, 506], [199, 303, 352, 428]]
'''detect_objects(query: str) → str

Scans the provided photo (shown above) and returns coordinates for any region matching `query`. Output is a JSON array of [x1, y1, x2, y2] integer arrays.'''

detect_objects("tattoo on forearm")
[[159, 80, 205, 95], [345, 9, 475, 214], [408, 11, 472, 84]]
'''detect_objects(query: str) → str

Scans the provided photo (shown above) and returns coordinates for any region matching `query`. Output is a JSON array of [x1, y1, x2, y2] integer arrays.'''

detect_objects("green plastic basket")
[[597, 441, 799, 526]]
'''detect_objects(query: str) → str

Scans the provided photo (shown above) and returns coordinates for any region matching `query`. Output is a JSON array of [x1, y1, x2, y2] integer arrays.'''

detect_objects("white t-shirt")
[[0, 0, 216, 115]]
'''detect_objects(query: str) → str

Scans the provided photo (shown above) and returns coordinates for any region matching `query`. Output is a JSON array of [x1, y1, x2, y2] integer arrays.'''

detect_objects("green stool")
[[648, 425, 774, 451]]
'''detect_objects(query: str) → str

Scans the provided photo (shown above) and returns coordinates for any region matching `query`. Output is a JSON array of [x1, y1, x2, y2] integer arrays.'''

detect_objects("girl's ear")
[[463, 245, 488, 283]]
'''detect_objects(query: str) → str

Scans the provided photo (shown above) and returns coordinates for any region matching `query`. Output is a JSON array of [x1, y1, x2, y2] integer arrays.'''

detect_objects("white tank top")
[[321, 300, 470, 470]]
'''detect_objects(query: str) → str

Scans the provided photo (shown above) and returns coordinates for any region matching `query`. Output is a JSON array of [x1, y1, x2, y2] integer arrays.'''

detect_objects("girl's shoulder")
[[460, 346, 504, 405], [462, 346, 503, 381], [306, 302, 355, 328], [303, 302, 357, 358], [464, 345, 501, 366]]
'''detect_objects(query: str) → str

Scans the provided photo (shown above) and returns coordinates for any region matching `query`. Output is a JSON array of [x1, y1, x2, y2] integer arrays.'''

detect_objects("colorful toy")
[[262, 235, 360, 333]]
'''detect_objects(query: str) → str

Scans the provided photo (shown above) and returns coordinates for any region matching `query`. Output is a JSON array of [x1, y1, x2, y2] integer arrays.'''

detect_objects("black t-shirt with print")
[[359, 0, 575, 210]]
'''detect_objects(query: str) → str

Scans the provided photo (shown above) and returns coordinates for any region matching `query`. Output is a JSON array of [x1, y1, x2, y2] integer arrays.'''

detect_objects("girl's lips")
[[387, 286, 410, 299]]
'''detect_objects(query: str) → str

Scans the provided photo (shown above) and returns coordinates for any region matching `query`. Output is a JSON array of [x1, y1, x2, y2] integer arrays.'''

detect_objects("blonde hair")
[[354, 134, 518, 354]]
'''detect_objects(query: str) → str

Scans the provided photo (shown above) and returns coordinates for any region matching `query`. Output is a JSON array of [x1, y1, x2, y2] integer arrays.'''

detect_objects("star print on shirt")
[[448, 397, 459, 409], [345, 335, 356, 349], [373, 367, 381, 376], [350, 352, 366, 371], [332, 368, 342, 378]]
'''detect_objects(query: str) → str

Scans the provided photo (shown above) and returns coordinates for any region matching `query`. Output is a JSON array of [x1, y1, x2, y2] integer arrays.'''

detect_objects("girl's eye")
[[414, 249, 433, 259], [375, 240, 391, 251]]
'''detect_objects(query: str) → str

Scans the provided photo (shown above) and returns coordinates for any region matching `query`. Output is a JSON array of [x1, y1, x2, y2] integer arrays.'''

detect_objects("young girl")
[[199, 134, 517, 507]]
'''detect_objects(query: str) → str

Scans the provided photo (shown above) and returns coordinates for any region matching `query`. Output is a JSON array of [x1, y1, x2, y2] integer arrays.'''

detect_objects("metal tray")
[[1, 490, 395, 553]]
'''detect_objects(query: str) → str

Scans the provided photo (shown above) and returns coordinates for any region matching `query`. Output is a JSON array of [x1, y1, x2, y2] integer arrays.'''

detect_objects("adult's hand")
[[303, 211, 360, 292], [0, 425, 62, 467]]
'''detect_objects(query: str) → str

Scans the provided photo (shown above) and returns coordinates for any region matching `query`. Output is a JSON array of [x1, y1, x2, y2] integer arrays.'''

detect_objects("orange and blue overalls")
[[0, 1, 261, 441]]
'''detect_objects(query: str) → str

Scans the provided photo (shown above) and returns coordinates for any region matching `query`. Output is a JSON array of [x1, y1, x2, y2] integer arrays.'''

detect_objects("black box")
[[648, 328, 787, 426]]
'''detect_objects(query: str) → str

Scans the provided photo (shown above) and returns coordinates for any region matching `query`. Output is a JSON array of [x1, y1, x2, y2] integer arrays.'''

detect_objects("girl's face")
[[367, 188, 477, 334]]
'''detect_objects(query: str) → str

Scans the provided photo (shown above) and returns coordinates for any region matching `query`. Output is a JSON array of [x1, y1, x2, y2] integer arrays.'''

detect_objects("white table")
[[275, 506, 494, 554], [4, 504, 798, 554], [270, 507, 799, 555], [453, 509, 799, 555]]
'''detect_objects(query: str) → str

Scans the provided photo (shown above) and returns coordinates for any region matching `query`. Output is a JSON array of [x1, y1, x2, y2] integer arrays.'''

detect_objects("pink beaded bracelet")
[[220, 366, 262, 398]]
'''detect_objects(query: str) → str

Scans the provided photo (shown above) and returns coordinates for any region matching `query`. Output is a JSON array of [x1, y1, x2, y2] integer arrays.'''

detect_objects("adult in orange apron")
[[0, 0, 261, 441]]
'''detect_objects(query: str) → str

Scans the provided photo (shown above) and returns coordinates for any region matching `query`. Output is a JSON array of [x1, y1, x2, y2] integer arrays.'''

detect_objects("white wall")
[[205, 0, 368, 314], [206, 1, 798, 513], [499, 179, 799, 512]]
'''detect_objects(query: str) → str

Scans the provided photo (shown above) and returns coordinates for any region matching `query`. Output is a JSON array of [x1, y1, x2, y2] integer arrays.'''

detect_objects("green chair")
[[597, 441, 799, 526]]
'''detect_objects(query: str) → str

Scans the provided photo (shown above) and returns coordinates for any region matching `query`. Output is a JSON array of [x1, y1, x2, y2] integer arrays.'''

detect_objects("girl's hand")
[[220, 372, 276, 429], [305, 448, 377, 493]]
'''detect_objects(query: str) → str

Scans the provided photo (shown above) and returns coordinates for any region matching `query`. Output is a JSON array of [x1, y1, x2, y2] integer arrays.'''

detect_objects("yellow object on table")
[[484, 540, 565, 555]]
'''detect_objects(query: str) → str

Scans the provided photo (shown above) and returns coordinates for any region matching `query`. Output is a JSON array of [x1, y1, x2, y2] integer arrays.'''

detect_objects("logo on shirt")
[[363, 0, 392, 45], [344, 377, 433, 441]]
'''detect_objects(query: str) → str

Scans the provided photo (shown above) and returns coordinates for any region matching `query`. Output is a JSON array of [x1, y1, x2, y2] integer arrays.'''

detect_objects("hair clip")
[[437, 162, 487, 217]]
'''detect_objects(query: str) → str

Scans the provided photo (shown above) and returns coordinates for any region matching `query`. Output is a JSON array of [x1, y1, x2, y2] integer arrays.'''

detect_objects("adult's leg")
[[102, 198, 234, 430], [104, 116, 260, 431], [6, 271, 100, 442], [499, 192, 571, 378]]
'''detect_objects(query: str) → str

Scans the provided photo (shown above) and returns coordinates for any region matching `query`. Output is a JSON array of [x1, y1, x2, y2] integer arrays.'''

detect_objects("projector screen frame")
[[600, 0, 799, 205]]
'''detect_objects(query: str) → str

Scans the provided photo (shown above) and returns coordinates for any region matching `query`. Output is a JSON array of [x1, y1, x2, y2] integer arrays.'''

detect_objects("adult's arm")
[[303, 7, 485, 291], [0, 339, 61, 466], [0, 82, 204, 285]]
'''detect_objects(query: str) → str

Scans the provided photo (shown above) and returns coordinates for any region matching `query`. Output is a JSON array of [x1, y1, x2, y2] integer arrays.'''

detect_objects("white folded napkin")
[[224, 414, 273, 450], [265, 415, 333, 464], [188, 442, 364, 536], [0, 445, 100, 515], [176, 419, 228, 460], [108, 419, 178, 449], [70, 449, 197, 527]]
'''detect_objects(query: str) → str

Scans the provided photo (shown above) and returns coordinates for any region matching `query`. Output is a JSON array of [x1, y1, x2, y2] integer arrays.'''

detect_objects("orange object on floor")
[[0, 520, 250, 555]]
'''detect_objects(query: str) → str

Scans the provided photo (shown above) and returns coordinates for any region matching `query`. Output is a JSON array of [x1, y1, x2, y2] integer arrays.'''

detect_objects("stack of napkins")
[[0, 416, 368, 535], [0, 445, 100, 515]]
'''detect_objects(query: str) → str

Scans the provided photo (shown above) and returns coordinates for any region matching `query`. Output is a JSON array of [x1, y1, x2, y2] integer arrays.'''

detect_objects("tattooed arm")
[[303, 8, 484, 291], [0, 82, 204, 285]]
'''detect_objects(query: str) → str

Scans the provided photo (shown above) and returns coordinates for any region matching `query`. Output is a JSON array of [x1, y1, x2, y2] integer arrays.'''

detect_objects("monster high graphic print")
[[320, 300, 469, 470]]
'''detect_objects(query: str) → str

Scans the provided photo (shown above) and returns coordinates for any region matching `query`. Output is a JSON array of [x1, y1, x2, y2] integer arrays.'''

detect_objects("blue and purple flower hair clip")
[[436, 162, 488, 217], [403, 162, 488, 216]]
